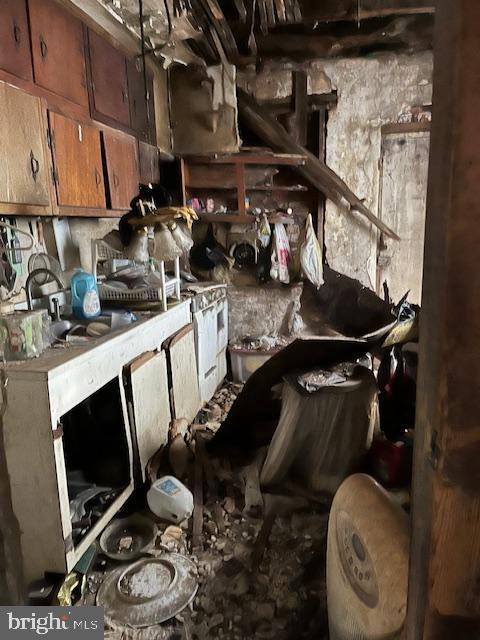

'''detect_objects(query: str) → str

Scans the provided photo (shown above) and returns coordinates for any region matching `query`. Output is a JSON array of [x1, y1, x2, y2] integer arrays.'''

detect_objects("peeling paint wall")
[[239, 52, 433, 288]]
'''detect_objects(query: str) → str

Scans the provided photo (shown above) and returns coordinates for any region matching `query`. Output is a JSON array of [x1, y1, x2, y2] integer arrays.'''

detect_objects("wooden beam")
[[259, 92, 338, 115], [293, 70, 308, 146], [237, 88, 400, 240], [406, 1, 480, 638], [298, 0, 434, 22]]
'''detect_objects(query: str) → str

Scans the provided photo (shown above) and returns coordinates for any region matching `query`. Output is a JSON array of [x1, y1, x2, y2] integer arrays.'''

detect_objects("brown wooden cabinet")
[[49, 111, 105, 209], [29, 0, 89, 108], [0, 82, 50, 208], [126, 58, 155, 143], [0, 0, 33, 81], [138, 141, 160, 186], [102, 129, 139, 209], [88, 30, 130, 127]]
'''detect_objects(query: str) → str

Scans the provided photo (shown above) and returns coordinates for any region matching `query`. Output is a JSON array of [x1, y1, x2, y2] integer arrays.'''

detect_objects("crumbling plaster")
[[239, 52, 433, 288]]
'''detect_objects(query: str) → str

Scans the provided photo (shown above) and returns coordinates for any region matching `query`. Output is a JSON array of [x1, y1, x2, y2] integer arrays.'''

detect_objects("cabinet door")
[[129, 351, 171, 482], [50, 112, 105, 208], [0, 83, 50, 205], [126, 58, 155, 142], [102, 129, 139, 209], [88, 30, 130, 127], [167, 325, 201, 423], [29, 0, 88, 108], [138, 141, 160, 185], [0, 0, 33, 81]]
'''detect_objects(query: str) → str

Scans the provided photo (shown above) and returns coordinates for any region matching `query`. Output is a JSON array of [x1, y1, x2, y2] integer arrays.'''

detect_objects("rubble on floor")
[[78, 382, 330, 640]]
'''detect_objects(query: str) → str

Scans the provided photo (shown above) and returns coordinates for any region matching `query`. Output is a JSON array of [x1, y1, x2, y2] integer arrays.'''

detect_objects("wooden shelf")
[[58, 206, 129, 218], [194, 212, 298, 225], [186, 184, 308, 193], [185, 152, 306, 166], [195, 213, 255, 224]]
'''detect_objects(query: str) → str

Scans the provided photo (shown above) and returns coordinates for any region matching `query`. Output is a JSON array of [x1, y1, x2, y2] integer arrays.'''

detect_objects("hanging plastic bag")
[[300, 214, 324, 289], [270, 223, 291, 284], [258, 213, 271, 249]]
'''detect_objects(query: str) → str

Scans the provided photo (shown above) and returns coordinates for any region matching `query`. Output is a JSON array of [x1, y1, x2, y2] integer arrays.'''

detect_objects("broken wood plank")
[[259, 92, 338, 114], [237, 88, 400, 240], [192, 434, 204, 551], [298, 0, 434, 22], [293, 70, 308, 146]]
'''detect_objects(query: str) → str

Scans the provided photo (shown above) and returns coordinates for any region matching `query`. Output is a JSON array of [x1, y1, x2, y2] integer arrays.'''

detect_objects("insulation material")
[[260, 367, 378, 494]]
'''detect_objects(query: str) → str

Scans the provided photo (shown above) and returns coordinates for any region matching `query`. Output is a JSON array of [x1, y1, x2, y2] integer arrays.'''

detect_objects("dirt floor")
[[80, 383, 330, 640]]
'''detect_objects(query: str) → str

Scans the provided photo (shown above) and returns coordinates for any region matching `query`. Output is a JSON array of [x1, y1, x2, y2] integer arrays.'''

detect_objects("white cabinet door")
[[168, 325, 201, 423], [194, 306, 218, 377], [129, 351, 171, 482]]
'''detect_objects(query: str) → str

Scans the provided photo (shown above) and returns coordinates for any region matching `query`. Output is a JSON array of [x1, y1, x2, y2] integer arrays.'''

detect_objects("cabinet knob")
[[13, 23, 21, 45], [30, 151, 40, 182], [40, 37, 48, 58]]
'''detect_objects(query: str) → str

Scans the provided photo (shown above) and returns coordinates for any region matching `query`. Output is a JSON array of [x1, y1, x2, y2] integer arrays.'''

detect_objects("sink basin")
[[50, 319, 74, 341]]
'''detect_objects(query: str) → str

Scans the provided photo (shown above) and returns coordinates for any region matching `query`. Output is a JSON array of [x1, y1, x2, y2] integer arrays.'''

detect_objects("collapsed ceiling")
[[96, 0, 434, 67]]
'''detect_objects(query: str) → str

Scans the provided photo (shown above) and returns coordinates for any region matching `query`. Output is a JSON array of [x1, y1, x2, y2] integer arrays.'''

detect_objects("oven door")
[[194, 305, 218, 377]]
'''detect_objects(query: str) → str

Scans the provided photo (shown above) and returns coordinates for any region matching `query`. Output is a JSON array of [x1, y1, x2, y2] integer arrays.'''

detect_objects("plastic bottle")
[[70, 271, 101, 320]]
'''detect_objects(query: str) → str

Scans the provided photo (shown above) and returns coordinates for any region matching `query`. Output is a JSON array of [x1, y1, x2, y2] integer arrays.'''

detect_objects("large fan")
[[327, 474, 409, 640]]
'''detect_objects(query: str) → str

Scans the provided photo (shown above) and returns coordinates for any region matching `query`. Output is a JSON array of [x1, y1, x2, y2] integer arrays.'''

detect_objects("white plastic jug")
[[147, 476, 193, 524]]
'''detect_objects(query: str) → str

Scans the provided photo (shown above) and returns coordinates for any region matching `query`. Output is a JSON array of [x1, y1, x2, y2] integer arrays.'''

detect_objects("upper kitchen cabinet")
[[0, 0, 33, 81], [126, 58, 156, 143], [0, 82, 50, 209], [88, 30, 130, 128], [29, 0, 89, 109], [138, 142, 160, 186], [49, 111, 106, 210], [102, 129, 139, 210]]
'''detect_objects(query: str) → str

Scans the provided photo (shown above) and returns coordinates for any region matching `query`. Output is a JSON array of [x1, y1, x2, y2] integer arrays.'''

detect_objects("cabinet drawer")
[[50, 111, 105, 208], [102, 129, 139, 209], [0, 0, 33, 81], [88, 30, 130, 127], [29, 0, 89, 108]]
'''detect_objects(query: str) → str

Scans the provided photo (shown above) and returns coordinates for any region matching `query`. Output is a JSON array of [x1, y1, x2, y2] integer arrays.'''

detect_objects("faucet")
[[26, 269, 64, 311]]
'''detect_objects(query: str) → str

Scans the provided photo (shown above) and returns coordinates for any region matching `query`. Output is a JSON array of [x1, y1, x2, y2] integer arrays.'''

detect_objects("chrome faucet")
[[26, 269, 64, 310]]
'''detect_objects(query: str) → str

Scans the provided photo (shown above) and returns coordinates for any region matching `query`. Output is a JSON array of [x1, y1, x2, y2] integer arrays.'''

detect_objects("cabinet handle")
[[122, 89, 128, 103], [13, 23, 21, 44], [30, 151, 40, 181], [39, 37, 48, 58], [95, 168, 101, 187], [113, 173, 120, 188]]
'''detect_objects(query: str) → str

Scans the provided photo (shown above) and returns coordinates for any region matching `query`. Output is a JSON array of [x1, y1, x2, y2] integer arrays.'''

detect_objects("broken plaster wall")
[[238, 52, 433, 288]]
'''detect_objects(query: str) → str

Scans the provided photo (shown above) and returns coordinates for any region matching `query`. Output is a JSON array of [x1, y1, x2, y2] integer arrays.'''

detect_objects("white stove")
[[188, 284, 228, 405]]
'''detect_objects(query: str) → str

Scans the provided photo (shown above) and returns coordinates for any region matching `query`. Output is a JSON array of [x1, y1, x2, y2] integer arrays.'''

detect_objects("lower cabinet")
[[0, 82, 50, 207], [2, 305, 191, 584], [49, 111, 106, 209], [126, 350, 171, 483]]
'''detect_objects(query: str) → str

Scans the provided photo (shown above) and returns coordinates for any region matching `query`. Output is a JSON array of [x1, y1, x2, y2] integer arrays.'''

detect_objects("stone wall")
[[238, 52, 433, 288]]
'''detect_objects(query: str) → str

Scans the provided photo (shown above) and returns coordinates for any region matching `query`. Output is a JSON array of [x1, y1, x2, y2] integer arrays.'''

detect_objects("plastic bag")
[[300, 214, 324, 289], [258, 213, 271, 248], [270, 223, 291, 284]]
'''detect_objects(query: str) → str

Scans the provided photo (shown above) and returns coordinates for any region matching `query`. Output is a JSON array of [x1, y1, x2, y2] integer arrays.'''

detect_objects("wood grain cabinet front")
[[102, 129, 139, 209], [49, 111, 106, 209], [0, 82, 50, 207], [29, 0, 89, 108], [0, 0, 33, 81], [126, 58, 155, 143], [88, 30, 130, 127]]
